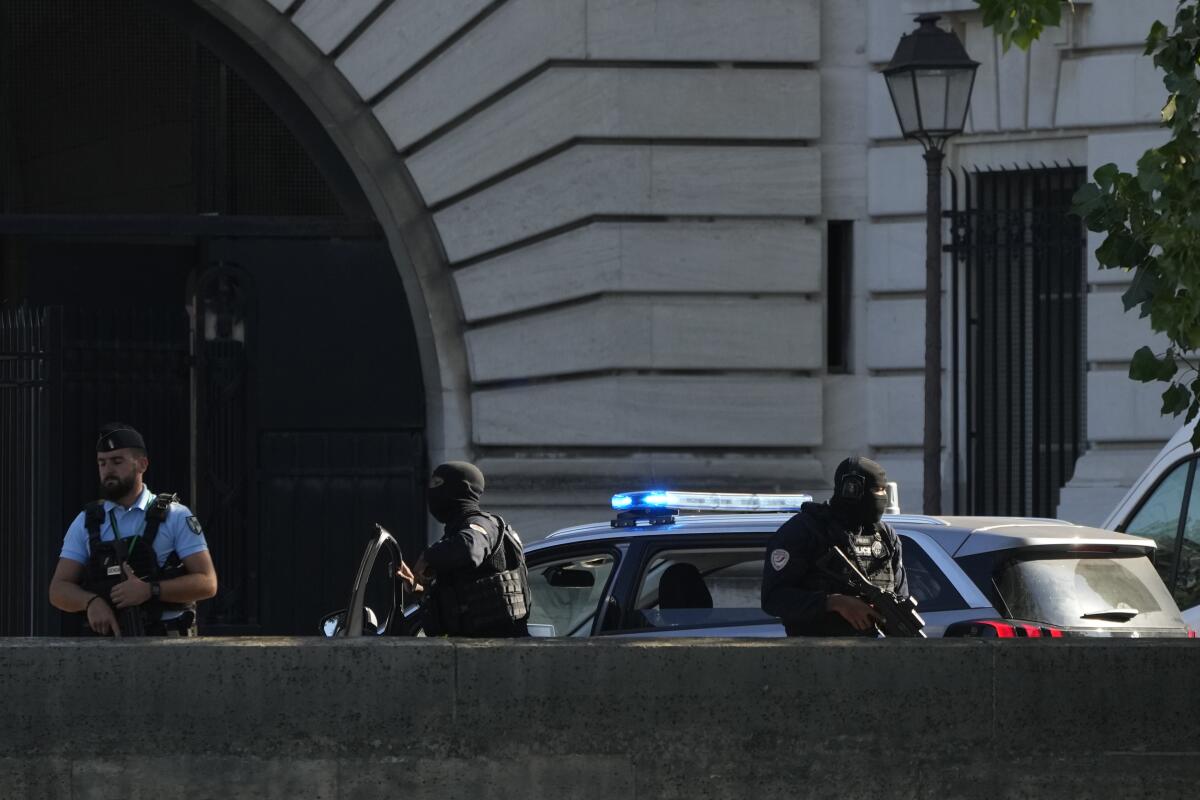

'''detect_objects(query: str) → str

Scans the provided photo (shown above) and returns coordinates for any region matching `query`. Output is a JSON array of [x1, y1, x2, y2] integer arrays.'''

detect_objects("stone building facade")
[[201, 0, 1176, 536]]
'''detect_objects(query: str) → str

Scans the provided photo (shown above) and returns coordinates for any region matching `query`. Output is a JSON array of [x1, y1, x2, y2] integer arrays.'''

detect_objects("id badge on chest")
[[851, 534, 875, 558], [851, 532, 887, 568]]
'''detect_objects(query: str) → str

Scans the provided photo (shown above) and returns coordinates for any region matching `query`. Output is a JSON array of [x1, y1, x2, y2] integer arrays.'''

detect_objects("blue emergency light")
[[610, 490, 814, 527]]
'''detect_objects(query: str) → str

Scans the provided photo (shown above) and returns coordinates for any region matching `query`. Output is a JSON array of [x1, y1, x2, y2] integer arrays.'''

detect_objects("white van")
[[1103, 421, 1200, 627]]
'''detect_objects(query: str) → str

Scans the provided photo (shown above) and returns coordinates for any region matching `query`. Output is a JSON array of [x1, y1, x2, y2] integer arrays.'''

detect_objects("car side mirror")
[[321, 610, 345, 638], [544, 566, 595, 588], [320, 607, 384, 637]]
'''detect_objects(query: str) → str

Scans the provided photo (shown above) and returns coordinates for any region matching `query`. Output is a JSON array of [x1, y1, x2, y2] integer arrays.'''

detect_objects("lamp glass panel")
[[885, 71, 921, 136], [915, 69, 952, 132], [947, 68, 976, 132]]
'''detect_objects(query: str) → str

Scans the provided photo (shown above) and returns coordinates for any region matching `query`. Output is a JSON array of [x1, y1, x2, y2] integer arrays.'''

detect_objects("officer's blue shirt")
[[60, 486, 209, 567]]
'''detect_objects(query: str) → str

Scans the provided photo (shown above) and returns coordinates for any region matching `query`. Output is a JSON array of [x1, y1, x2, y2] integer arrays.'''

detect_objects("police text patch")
[[186, 516, 204, 535], [770, 548, 790, 571]]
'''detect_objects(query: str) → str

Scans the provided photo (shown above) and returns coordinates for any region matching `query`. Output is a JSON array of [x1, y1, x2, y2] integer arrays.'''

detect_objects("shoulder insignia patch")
[[186, 516, 204, 536], [468, 523, 488, 535], [770, 548, 790, 571]]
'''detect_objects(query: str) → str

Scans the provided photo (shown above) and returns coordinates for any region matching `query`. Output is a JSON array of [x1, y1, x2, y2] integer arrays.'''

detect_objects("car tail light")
[[943, 619, 1066, 639], [981, 621, 1015, 638]]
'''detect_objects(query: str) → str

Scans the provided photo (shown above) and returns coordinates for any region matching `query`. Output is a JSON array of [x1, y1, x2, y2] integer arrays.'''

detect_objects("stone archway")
[[178, 0, 471, 470], [0, 0, 448, 634], [187, 0, 829, 539]]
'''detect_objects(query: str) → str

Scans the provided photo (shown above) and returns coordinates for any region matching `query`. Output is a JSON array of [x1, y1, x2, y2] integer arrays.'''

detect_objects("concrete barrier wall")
[[3, 638, 1199, 799]]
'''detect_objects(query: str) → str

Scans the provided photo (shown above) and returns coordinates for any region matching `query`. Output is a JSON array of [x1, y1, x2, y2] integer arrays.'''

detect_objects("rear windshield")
[[995, 555, 1185, 631]]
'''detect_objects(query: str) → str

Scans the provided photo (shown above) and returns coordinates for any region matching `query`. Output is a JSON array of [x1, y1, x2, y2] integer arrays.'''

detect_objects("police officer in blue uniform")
[[761, 456, 911, 636], [398, 461, 531, 637], [48, 425, 218, 637]]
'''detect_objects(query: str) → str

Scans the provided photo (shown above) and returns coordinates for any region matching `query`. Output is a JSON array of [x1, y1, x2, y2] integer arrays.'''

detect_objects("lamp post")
[[883, 14, 977, 515]]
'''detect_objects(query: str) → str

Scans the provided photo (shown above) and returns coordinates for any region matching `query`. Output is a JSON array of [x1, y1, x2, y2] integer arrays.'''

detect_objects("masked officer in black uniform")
[[761, 456, 910, 636], [398, 461, 531, 637], [48, 425, 218, 636]]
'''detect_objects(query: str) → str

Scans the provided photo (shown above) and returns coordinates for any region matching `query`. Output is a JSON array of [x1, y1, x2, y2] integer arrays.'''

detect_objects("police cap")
[[96, 423, 146, 454]]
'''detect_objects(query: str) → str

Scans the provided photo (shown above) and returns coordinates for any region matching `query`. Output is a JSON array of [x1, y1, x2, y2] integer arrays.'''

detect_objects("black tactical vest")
[[425, 513, 531, 637], [788, 511, 896, 636], [80, 493, 191, 636]]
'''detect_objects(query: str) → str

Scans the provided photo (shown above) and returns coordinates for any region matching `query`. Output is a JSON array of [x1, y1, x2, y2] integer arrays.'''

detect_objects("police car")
[[324, 489, 1191, 639], [519, 489, 1191, 639]]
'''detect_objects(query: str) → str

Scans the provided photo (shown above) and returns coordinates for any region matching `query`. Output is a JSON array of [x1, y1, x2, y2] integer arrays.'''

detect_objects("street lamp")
[[883, 13, 977, 515]]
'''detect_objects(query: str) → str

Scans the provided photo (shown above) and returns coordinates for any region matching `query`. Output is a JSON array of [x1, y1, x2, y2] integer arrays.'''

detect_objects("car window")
[[625, 547, 775, 631], [899, 535, 966, 612], [1124, 459, 1191, 588], [994, 555, 1184, 630], [1175, 474, 1200, 610], [526, 552, 617, 637]]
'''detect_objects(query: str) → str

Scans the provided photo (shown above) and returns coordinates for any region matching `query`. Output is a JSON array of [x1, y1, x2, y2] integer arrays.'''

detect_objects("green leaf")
[[1042, 1, 1063, 27], [1094, 162, 1121, 190], [976, 0, 1064, 50], [1072, 182, 1102, 207], [1096, 231, 1148, 269], [1163, 383, 1191, 415], [1160, 350, 1179, 381], [1130, 346, 1168, 382], [1122, 268, 1161, 312], [1071, 183, 1113, 228], [978, 0, 1005, 26], [1148, 20, 1170, 53], [1011, 28, 1038, 51], [1190, 415, 1200, 450], [1163, 93, 1179, 122]]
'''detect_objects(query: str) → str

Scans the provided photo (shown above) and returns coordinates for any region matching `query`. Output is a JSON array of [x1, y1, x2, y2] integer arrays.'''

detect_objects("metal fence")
[[946, 165, 1087, 517], [0, 304, 190, 636], [0, 295, 425, 636], [0, 306, 57, 636]]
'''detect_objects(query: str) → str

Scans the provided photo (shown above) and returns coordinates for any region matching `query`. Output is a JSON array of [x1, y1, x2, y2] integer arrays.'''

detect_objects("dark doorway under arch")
[[0, 0, 426, 636]]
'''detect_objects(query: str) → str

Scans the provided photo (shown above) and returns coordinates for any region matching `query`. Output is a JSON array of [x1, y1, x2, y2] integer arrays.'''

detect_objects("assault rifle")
[[822, 546, 926, 638], [108, 537, 147, 637], [115, 601, 146, 637]]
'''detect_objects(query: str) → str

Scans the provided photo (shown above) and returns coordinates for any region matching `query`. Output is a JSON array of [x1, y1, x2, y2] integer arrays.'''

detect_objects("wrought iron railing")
[[946, 165, 1087, 517]]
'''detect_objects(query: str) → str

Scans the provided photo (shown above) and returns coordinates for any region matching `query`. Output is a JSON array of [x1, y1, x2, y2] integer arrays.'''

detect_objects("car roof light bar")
[[610, 490, 814, 514]]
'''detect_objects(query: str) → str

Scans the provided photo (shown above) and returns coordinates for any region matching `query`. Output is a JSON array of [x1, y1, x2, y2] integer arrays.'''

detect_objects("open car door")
[[321, 524, 421, 637]]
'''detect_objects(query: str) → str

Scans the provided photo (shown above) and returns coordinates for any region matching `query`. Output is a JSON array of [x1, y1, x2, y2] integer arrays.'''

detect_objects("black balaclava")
[[427, 461, 486, 524], [829, 456, 889, 528]]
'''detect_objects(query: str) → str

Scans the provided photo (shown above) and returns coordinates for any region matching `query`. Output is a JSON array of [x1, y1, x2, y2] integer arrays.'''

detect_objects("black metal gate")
[[0, 1, 428, 636], [0, 306, 57, 636], [947, 166, 1087, 517], [0, 304, 191, 635], [191, 261, 257, 631]]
